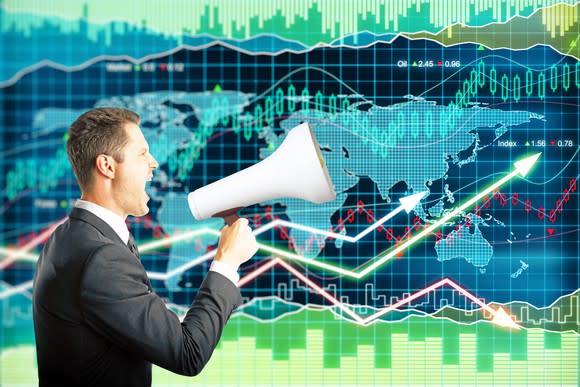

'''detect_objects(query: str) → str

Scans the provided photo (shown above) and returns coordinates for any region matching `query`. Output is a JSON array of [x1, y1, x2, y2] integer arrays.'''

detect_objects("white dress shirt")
[[75, 200, 240, 285]]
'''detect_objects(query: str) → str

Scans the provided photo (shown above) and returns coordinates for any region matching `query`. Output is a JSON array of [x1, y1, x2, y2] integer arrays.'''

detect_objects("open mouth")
[[144, 175, 153, 189]]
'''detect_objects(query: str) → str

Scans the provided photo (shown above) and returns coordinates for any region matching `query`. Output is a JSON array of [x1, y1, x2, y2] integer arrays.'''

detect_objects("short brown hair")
[[66, 108, 139, 192]]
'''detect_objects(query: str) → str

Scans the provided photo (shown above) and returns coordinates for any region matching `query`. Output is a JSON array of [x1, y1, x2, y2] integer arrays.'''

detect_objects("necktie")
[[127, 233, 153, 292], [127, 233, 140, 258]]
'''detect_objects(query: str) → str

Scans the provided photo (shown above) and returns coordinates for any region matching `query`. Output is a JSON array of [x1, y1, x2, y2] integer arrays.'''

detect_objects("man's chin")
[[129, 203, 149, 217], [138, 193, 150, 216]]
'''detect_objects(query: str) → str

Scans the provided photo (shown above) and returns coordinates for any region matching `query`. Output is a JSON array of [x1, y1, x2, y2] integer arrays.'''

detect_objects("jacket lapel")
[[69, 207, 127, 247], [69, 207, 153, 290]]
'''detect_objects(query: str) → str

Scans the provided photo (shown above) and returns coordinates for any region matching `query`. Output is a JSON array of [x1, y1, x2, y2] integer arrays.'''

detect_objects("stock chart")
[[1, 0, 579, 385]]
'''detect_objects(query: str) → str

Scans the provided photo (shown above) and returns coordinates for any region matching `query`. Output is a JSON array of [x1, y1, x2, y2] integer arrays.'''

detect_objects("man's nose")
[[150, 155, 159, 169]]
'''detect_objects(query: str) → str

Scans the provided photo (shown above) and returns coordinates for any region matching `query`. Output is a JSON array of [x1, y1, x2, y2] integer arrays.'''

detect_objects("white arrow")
[[252, 191, 429, 243]]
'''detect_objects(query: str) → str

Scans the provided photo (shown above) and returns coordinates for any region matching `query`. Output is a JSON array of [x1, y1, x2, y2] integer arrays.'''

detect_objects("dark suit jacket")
[[33, 207, 242, 386]]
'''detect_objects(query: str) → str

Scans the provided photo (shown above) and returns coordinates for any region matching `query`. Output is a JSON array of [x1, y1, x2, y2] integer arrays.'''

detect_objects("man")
[[33, 108, 259, 386]]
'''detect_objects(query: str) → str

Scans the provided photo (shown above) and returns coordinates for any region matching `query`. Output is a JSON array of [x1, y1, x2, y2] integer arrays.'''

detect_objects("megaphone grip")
[[214, 207, 243, 226], [224, 213, 240, 226]]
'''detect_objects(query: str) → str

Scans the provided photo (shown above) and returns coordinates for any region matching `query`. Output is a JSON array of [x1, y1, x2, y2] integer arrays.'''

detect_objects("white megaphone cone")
[[188, 122, 336, 225]]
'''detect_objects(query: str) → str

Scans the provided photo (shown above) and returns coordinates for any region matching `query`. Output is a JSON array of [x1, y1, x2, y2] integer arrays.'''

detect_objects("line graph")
[[0, 153, 541, 279], [0, 217, 67, 270], [237, 257, 519, 328]]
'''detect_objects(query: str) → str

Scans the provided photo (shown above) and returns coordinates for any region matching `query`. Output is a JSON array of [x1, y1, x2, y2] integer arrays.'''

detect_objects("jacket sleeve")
[[79, 242, 242, 376]]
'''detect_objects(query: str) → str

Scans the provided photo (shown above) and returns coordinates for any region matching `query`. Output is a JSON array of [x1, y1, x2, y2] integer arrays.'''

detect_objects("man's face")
[[114, 123, 158, 217]]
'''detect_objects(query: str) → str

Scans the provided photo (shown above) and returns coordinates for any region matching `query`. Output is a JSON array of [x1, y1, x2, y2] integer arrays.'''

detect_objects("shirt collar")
[[75, 199, 130, 244]]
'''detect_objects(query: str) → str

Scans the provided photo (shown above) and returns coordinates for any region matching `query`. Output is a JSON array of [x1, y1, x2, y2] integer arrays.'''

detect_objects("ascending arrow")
[[356, 153, 542, 277], [253, 191, 428, 243]]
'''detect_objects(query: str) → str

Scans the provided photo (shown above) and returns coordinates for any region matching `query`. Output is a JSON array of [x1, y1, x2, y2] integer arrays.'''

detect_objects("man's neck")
[[80, 192, 126, 219]]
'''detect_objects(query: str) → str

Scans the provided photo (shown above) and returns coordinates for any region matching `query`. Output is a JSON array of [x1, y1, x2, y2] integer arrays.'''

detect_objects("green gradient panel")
[[214, 312, 577, 373], [3, 0, 578, 45], [1, 323, 577, 386]]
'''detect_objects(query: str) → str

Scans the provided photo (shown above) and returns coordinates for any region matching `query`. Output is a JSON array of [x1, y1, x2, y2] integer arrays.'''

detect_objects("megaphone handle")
[[224, 213, 240, 226], [213, 207, 243, 226]]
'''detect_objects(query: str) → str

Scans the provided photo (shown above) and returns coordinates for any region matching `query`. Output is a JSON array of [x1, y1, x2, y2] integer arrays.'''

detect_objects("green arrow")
[[259, 153, 542, 279], [357, 153, 542, 277]]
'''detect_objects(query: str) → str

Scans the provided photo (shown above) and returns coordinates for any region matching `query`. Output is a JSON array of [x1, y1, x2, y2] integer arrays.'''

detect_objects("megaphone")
[[188, 122, 336, 225]]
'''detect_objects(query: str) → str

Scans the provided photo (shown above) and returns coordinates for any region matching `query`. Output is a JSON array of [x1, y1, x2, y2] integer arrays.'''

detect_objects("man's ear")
[[95, 154, 116, 179]]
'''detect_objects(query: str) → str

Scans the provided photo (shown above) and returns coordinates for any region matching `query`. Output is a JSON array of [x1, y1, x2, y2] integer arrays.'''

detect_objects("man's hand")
[[214, 218, 259, 272]]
